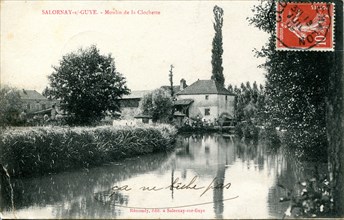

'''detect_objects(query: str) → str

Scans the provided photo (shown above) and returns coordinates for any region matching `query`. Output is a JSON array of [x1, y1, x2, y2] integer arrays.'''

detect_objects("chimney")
[[180, 78, 187, 91]]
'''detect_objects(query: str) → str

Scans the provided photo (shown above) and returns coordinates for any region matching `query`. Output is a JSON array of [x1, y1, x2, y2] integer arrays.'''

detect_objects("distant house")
[[19, 89, 55, 114], [118, 90, 151, 119], [117, 79, 235, 124], [175, 79, 235, 123], [118, 80, 187, 120]]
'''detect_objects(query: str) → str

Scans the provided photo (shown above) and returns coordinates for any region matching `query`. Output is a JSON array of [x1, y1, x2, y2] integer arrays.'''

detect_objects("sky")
[[1, 0, 269, 93]]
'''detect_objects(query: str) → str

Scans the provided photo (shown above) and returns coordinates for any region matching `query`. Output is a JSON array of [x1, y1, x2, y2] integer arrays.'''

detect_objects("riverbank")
[[177, 125, 235, 133], [0, 124, 177, 177]]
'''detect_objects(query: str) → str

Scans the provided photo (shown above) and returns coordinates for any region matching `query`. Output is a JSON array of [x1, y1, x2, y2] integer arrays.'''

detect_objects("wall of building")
[[176, 94, 217, 121], [22, 99, 55, 113], [120, 107, 141, 120], [118, 98, 141, 119], [217, 95, 235, 118], [177, 94, 235, 121]]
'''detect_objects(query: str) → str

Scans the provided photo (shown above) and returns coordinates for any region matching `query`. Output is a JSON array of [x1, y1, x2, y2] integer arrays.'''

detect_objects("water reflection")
[[2, 153, 170, 218], [2, 133, 325, 219]]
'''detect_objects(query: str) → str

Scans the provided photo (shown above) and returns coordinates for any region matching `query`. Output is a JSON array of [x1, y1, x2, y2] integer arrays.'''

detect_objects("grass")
[[0, 124, 177, 177]]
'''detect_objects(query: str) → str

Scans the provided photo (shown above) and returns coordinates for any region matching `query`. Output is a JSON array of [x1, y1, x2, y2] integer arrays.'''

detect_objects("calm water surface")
[[2, 133, 325, 219]]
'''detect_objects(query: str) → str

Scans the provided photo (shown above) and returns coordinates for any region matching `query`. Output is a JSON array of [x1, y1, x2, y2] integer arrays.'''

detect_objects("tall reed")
[[0, 124, 177, 177]]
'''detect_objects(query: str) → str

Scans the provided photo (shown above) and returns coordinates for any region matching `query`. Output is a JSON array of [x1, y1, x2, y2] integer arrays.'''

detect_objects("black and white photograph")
[[0, 0, 343, 219]]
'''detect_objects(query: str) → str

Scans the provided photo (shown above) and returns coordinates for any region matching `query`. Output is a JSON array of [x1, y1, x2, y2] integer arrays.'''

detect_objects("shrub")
[[261, 125, 281, 149], [234, 123, 244, 139], [0, 124, 177, 177], [235, 121, 259, 142], [279, 175, 334, 218]]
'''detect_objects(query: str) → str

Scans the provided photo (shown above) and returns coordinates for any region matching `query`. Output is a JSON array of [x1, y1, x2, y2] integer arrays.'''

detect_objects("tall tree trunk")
[[326, 0, 344, 217]]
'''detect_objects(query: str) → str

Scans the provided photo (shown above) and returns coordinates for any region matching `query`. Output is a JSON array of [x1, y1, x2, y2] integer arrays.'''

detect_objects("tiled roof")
[[176, 80, 235, 95], [19, 89, 47, 100], [121, 90, 151, 99]]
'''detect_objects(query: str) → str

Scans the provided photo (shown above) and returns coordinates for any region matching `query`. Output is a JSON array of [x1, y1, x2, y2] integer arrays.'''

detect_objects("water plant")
[[279, 175, 334, 218], [0, 124, 177, 177]]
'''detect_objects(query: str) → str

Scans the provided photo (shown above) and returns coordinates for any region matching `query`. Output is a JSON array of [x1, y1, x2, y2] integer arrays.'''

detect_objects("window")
[[205, 108, 210, 116], [205, 95, 209, 100], [225, 95, 228, 101]]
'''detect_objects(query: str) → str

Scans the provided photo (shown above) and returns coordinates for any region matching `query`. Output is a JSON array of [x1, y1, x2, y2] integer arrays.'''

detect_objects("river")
[[1, 133, 326, 219]]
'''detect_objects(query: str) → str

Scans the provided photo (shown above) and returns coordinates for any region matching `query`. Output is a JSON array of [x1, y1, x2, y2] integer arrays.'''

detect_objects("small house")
[[19, 89, 55, 114], [118, 90, 151, 119], [175, 79, 235, 124]]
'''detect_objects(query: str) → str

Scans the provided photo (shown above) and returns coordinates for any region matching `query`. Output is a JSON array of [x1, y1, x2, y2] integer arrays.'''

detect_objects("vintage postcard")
[[1, 0, 343, 219]]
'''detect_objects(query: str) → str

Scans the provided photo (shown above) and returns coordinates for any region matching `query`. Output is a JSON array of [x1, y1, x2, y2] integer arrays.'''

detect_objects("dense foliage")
[[0, 124, 177, 177], [46, 45, 130, 125], [211, 5, 225, 87], [248, 0, 344, 217], [228, 81, 266, 123], [279, 174, 334, 218], [248, 1, 331, 158], [0, 87, 23, 126], [228, 82, 265, 141], [140, 88, 173, 123]]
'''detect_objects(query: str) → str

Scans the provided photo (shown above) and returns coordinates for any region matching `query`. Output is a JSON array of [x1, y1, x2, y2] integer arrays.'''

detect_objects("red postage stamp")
[[276, 2, 334, 51]]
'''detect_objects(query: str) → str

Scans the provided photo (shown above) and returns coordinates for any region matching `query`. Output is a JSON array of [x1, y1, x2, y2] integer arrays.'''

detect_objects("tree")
[[211, 5, 225, 87], [46, 45, 130, 125], [140, 88, 173, 123], [244, 81, 252, 105], [0, 87, 23, 126], [249, 1, 329, 139], [227, 84, 233, 93], [230, 82, 266, 123], [42, 86, 54, 100], [169, 65, 174, 98], [326, 0, 344, 216], [249, 0, 344, 216], [168, 65, 175, 120], [252, 81, 259, 104], [249, 1, 331, 163]]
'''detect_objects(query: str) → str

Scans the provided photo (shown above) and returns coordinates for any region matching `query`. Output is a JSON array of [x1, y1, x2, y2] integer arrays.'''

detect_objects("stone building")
[[118, 90, 151, 119], [19, 89, 54, 114], [175, 79, 235, 123]]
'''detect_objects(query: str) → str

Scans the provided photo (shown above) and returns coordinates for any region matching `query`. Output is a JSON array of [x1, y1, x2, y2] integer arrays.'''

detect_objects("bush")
[[279, 174, 334, 218], [0, 124, 177, 177], [235, 123, 244, 139], [260, 125, 281, 149], [235, 121, 259, 141]]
